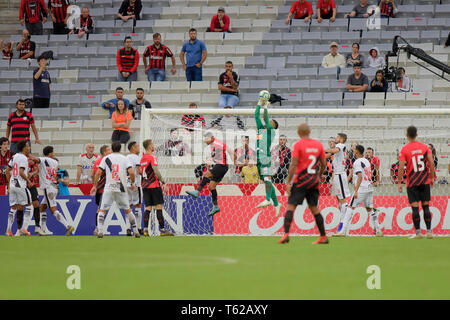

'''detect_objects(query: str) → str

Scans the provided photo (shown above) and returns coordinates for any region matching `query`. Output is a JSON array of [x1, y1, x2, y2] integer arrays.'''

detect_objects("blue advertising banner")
[[0, 196, 214, 236]]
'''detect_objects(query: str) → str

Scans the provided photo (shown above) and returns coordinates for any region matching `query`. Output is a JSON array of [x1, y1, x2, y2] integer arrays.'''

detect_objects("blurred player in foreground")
[[398, 126, 435, 239], [279, 123, 328, 245]]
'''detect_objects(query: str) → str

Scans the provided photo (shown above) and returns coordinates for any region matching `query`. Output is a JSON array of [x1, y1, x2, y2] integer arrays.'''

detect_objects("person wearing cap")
[[208, 7, 231, 32], [285, 0, 314, 24], [321, 42, 346, 70]]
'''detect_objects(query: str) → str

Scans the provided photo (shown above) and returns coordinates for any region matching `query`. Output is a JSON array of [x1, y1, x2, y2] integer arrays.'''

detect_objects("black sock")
[[423, 205, 432, 231], [412, 206, 421, 233], [197, 177, 210, 192], [16, 210, 24, 229], [284, 210, 294, 234], [314, 213, 326, 236], [33, 207, 40, 227], [144, 210, 151, 229], [95, 211, 98, 227], [211, 189, 218, 206], [156, 209, 164, 230]]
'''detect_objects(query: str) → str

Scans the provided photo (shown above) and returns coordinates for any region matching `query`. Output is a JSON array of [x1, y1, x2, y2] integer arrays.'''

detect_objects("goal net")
[[141, 108, 450, 237]]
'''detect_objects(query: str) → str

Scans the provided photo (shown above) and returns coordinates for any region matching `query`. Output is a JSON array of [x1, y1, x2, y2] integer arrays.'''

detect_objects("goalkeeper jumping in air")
[[255, 97, 282, 217]]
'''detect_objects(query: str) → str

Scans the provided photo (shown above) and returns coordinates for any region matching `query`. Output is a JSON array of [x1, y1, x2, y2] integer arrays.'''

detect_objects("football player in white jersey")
[[5, 140, 32, 236], [335, 145, 383, 237], [90, 142, 139, 238], [29, 146, 74, 236], [126, 141, 143, 236], [75, 144, 100, 185], [325, 133, 351, 233]]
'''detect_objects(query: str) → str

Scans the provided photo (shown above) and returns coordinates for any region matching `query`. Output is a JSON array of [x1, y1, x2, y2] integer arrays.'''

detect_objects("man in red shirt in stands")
[[285, 0, 313, 24], [19, 0, 48, 35], [317, 0, 337, 23], [117, 36, 139, 82], [208, 7, 230, 33]]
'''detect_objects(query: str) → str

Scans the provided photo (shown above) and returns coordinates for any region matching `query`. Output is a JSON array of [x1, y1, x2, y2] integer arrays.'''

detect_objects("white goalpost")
[[140, 107, 450, 237]]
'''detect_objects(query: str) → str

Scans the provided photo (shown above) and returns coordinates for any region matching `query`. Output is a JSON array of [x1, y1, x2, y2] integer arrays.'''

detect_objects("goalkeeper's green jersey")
[[255, 104, 275, 167]]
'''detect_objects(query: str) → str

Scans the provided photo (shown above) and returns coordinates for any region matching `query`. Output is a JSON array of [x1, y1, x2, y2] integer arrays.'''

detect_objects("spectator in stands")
[[285, 0, 313, 24], [379, 0, 398, 18], [218, 61, 240, 108], [117, 36, 139, 82], [369, 70, 388, 92], [57, 167, 70, 195], [48, 0, 69, 34], [365, 147, 380, 186], [180, 28, 207, 82], [210, 105, 245, 131], [0, 137, 13, 196], [241, 159, 259, 184], [346, 63, 369, 92], [271, 135, 292, 184], [181, 102, 206, 131], [445, 33, 450, 48], [129, 88, 151, 120], [75, 143, 99, 185], [234, 136, 256, 180], [344, 0, 371, 18], [207, 7, 231, 33], [102, 87, 131, 119], [6, 99, 41, 154], [390, 152, 406, 184], [1, 40, 14, 61], [117, 0, 142, 22], [428, 143, 438, 168], [68, 7, 94, 38], [346, 43, 365, 67], [33, 55, 51, 108], [391, 67, 410, 92], [16, 29, 36, 60], [323, 137, 335, 183], [317, 0, 336, 23], [157, 128, 191, 157], [321, 42, 346, 70], [367, 47, 385, 69], [20, 0, 48, 35], [143, 33, 176, 82], [111, 99, 133, 144]]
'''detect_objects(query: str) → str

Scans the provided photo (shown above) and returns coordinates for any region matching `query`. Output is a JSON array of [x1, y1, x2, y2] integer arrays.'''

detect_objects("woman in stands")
[[111, 99, 133, 145], [391, 67, 411, 92], [346, 43, 365, 68], [369, 70, 388, 92]]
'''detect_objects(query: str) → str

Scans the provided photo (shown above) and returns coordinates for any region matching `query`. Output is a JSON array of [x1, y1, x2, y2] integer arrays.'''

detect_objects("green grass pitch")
[[1, 236, 449, 300]]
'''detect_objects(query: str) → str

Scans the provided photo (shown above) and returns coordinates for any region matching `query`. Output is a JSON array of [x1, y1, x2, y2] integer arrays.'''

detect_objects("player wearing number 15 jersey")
[[279, 123, 328, 245], [91, 142, 139, 238], [29, 146, 74, 236], [398, 126, 435, 239]]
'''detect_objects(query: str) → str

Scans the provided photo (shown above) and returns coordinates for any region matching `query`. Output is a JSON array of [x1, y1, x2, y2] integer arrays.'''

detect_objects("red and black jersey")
[[28, 158, 39, 186], [140, 153, 160, 189], [20, 0, 48, 24], [181, 114, 205, 130], [292, 139, 326, 190], [79, 15, 94, 32], [19, 41, 36, 59], [0, 150, 13, 185], [7, 111, 35, 143], [143, 44, 173, 71], [399, 141, 431, 188], [48, 0, 69, 23], [116, 47, 139, 73], [218, 71, 239, 96], [380, 2, 395, 17], [391, 161, 407, 183], [93, 157, 106, 194], [2, 50, 13, 61]]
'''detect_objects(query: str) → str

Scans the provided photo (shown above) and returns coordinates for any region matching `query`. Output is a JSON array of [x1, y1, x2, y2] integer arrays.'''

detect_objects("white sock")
[[339, 203, 347, 224], [126, 208, 132, 229], [342, 207, 354, 234], [22, 206, 32, 230], [7, 209, 16, 231], [135, 208, 142, 230], [97, 212, 105, 233], [54, 210, 69, 229], [127, 212, 138, 234], [369, 210, 380, 232], [40, 211, 47, 232]]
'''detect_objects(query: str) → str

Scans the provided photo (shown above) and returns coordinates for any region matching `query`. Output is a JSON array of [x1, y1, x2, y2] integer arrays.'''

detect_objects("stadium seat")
[[62, 120, 83, 131], [71, 108, 92, 120], [290, 19, 310, 32], [58, 70, 79, 83]]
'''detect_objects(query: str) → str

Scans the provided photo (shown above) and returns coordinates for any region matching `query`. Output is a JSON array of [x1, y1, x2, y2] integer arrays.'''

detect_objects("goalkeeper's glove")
[[258, 99, 266, 107], [263, 101, 270, 109]]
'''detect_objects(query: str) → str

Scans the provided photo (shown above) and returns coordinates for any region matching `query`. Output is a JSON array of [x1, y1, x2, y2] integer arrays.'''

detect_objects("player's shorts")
[[332, 172, 350, 200], [100, 190, 130, 211], [128, 186, 143, 206], [41, 186, 58, 208], [288, 186, 319, 207], [95, 192, 103, 206], [407, 184, 431, 204], [257, 163, 272, 178], [9, 186, 31, 206], [210, 164, 229, 183], [143, 187, 164, 207], [28, 185, 39, 202], [349, 190, 374, 209]]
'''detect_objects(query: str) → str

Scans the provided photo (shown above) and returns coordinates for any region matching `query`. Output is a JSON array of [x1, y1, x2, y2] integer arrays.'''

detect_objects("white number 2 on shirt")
[[307, 155, 317, 174]]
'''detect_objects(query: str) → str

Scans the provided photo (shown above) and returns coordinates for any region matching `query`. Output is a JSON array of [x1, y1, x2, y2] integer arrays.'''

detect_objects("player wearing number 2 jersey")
[[279, 123, 328, 245], [398, 126, 435, 239], [29, 146, 74, 236], [91, 142, 139, 238], [334, 145, 382, 237]]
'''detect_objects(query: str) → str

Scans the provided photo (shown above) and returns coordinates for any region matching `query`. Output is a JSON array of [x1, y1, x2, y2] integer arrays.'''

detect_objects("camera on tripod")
[[382, 51, 403, 82]]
